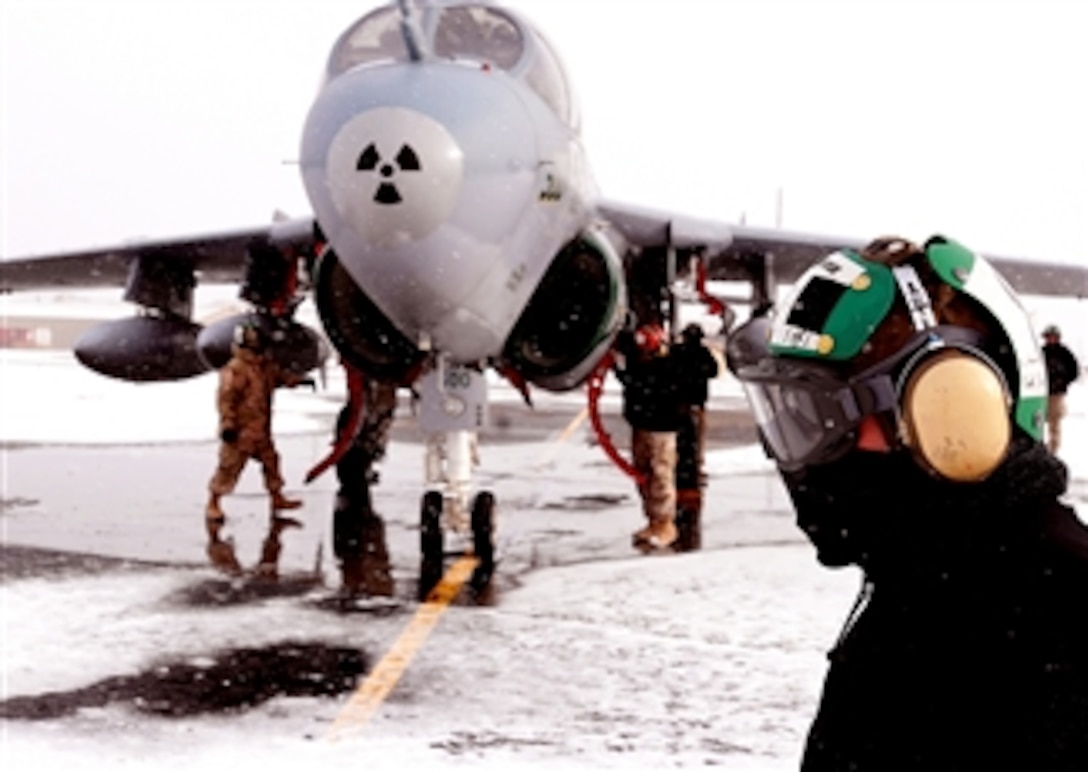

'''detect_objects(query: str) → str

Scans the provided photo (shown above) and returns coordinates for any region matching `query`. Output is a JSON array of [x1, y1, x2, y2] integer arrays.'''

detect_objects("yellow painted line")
[[326, 554, 479, 743], [531, 405, 588, 470]]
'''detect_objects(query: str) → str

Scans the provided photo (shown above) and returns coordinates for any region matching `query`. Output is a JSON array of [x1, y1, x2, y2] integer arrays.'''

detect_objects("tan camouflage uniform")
[[632, 430, 678, 525], [1046, 394, 1067, 455], [208, 347, 302, 498], [615, 328, 683, 550]]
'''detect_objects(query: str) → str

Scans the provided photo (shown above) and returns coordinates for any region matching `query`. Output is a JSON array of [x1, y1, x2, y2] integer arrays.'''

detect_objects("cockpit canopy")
[[327, 2, 576, 127]]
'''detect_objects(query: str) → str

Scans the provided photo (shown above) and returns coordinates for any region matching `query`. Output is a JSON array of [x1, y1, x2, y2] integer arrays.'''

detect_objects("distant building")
[[0, 317, 88, 349]]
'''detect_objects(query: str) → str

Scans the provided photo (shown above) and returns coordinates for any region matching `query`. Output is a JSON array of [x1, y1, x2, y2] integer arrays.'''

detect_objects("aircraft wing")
[[0, 218, 316, 294], [0, 216, 324, 381], [598, 199, 1088, 299]]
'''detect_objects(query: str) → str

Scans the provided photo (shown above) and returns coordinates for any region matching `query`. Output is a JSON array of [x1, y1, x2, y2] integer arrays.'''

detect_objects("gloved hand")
[[220, 427, 239, 444]]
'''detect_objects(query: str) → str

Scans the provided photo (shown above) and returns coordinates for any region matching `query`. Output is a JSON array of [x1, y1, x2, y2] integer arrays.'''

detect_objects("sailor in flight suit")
[[727, 236, 1088, 770]]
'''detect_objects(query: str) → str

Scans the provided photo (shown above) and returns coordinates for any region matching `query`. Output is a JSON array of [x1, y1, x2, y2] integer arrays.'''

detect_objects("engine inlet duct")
[[313, 248, 425, 384], [501, 230, 627, 391]]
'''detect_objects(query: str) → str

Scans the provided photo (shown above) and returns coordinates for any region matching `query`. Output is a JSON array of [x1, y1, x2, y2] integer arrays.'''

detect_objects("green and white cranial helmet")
[[767, 236, 1048, 441]]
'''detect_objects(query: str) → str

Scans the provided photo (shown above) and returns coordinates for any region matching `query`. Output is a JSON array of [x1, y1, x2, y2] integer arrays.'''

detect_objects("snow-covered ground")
[[1, 329, 1086, 770]]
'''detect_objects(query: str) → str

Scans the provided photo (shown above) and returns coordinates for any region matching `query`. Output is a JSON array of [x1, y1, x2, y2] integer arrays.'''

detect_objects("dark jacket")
[[1044, 341, 1081, 395], [615, 344, 683, 432], [782, 439, 1088, 771], [672, 337, 720, 406]]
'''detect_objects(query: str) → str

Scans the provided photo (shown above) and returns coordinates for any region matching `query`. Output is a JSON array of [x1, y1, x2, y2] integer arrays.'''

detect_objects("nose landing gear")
[[416, 359, 496, 599], [418, 484, 496, 600], [471, 491, 495, 571]]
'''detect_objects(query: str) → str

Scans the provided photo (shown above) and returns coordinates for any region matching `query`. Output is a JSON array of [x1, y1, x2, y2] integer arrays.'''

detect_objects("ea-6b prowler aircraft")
[[3, 0, 1086, 585]]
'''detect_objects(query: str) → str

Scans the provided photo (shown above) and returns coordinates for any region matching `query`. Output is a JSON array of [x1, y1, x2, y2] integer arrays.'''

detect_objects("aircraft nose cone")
[[325, 107, 464, 247]]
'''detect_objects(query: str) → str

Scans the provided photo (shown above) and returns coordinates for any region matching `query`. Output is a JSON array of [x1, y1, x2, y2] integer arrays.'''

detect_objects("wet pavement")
[[0, 640, 368, 721], [1, 389, 827, 768], [0, 390, 788, 599]]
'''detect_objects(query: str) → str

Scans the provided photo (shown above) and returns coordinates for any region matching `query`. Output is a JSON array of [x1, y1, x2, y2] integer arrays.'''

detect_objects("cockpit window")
[[524, 27, 574, 128], [327, 7, 407, 78], [325, 3, 574, 128], [434, 6, 523, 70]]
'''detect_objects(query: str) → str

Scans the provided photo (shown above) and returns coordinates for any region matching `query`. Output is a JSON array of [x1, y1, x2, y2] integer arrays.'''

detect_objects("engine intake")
[[313, 248, 425, 383], [501, 229, 627, 391]]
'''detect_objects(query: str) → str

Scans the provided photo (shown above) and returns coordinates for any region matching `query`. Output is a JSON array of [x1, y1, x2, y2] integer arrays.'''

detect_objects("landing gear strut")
[[416, 357, 495, 597]]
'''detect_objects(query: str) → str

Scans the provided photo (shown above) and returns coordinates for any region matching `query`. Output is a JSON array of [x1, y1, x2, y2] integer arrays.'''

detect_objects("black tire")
[[471, 491, 496, 568], [420, 491, 444, 567]]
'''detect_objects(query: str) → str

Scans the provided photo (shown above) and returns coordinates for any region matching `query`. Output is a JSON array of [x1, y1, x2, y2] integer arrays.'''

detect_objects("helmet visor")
[[736, 324, 992, 470], [736, 358, 895, 470]]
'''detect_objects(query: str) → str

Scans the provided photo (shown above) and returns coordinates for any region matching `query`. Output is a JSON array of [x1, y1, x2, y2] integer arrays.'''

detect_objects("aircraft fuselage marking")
[[356, 142, 423, 205]]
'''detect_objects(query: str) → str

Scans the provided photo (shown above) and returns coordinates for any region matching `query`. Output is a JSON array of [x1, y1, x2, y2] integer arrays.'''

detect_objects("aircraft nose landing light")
[[326, 107, 464, 248]]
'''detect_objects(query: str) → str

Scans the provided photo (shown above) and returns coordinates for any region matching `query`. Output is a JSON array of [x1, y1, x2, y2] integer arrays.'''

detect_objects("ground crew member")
[[332, 376, 398, 595], [1041, 324, 1080, 454], [728, 235, 1088, 769], [671, 322, 720, 543], [205, 321, 312, 573], [615, 322, 683, 550]]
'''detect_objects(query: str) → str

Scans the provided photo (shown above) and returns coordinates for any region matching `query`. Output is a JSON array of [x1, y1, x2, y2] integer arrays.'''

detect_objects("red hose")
[[587, 350, 645, 485], [305, 361, 367, 484], [695, 258, 725, 317]]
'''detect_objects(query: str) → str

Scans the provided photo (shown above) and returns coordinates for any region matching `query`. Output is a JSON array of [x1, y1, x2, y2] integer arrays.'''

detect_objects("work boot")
[[270, 491, 303, 511], [632, 518, 678, 551], [340, 555, 395, 598], [675, 489, 703, 553]]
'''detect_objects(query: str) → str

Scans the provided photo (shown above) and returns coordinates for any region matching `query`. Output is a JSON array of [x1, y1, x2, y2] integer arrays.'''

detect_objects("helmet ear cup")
[[899, 349, 1011, 482]]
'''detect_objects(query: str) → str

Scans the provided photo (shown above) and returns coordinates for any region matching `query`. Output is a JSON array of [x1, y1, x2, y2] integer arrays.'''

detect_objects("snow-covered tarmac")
[[2, 346, 1085, 770]]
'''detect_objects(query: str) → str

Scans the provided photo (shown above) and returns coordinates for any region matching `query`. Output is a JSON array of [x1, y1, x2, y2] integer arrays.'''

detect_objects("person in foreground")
[[727, 235, 1088, 770]]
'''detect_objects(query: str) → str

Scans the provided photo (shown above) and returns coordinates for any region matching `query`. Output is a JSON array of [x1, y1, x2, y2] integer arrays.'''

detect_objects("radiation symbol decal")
[[326, 108, 464, 247], [356, 143, 422, 205]]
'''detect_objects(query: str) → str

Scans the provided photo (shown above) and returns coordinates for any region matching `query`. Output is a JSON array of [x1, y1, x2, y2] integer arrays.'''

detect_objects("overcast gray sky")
[[3, 0, 1087, 265]]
